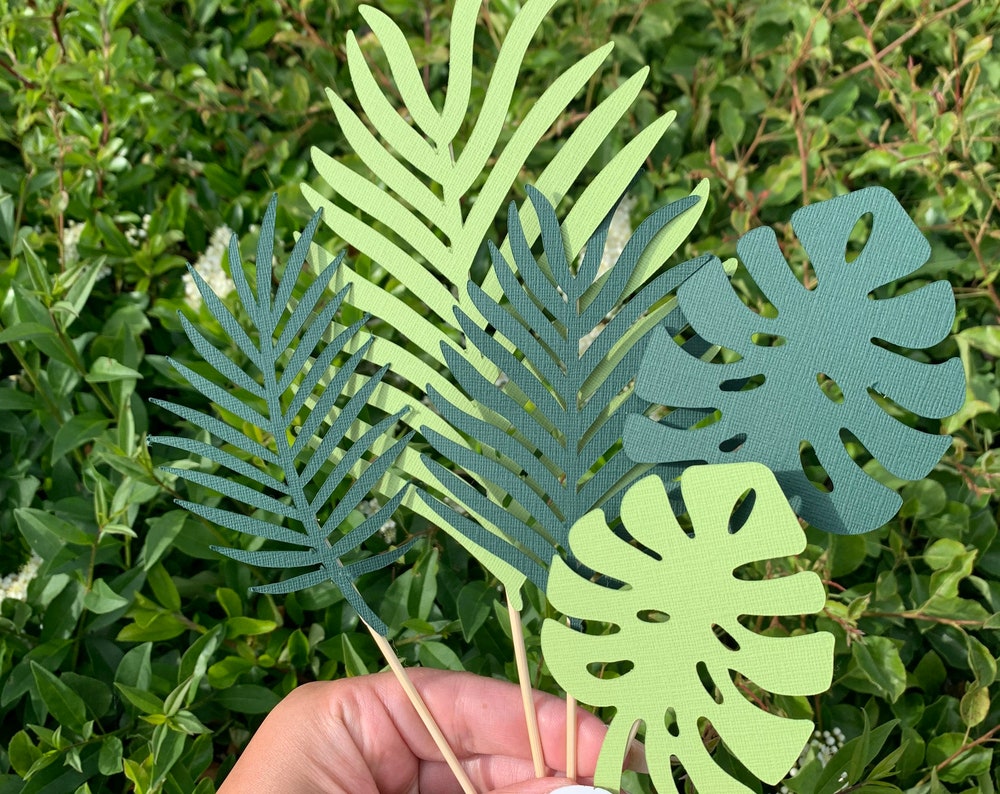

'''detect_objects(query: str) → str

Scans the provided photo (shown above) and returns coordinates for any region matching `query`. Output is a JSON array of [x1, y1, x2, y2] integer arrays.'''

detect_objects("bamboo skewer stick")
[[507, 595, 546, 778], [566, 693, 578, 782], [366, 622, 479, 794], [565, 615, 578, 782]]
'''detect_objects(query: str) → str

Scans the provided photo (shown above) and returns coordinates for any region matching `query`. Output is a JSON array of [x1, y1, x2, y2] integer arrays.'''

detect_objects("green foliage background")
[[0, 0, 997, 791]]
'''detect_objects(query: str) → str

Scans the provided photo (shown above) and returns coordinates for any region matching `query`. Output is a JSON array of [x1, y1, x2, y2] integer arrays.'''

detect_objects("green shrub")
[[0, 1, 996, 792]]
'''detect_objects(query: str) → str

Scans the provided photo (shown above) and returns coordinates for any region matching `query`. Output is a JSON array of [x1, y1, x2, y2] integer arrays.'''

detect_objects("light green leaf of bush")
[[0, 322, 56, 343], [83, 579, 129, 614], [85, 356, 143, 383], [30, 663, 87, 734], [52, 414, 111, 462], [214, 685, 281, 715], [959, 326, 1000, 357], [8, 730, 42, 777], [97, 736, 123, 777], [927, 732, 993, 783], [115, 683, 164, 715], [847, 636, 907, 703], [542, 463, 834, 792]]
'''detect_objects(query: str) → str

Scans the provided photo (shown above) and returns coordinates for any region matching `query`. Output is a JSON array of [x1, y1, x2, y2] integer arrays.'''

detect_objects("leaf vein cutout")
[[624, 187, 966, 535], [149, 196, 415, 636], [420, 186, 715, 593], [541, 464, 835, 793]]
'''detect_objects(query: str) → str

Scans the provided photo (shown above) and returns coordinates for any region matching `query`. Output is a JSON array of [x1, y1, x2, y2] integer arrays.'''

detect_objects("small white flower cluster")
[[63, 220, 85, 266], [781, 727, 847, 792], [183, 225, 236, 309], [124, 213, 151, 247], [358, 497, 398, 543], [0, 553, 42, 603]]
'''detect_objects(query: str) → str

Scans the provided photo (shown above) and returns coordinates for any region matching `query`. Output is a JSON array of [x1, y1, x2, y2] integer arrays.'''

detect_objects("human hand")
[[217, 668, 624, 793]]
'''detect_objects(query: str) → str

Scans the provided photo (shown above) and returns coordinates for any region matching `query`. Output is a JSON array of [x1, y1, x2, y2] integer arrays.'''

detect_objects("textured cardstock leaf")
[[297, 0, 708, 533], [149, 197, 415, 636], [541, 463, 834, 793], [624, 187, 965, 535], [420, 186, 713, 593]]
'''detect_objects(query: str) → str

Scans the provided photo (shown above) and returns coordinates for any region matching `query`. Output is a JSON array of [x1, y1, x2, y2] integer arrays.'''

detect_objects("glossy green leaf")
[[30, 663, 87, 733]]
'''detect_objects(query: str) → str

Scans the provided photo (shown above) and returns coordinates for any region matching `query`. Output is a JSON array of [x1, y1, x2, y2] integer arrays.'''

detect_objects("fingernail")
[[549, 787, 610, 793]]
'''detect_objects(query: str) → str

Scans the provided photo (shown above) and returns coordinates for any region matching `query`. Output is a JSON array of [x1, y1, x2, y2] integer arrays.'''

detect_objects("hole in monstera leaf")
[[731, 562, 765, 582], [586, 659, 634, 678], [728, 488, 756, 533], [750, 332, 786, 347], [712, 624, 741, 651], [845, 212, 873, 263], [730, 258, 780, 314], [839, 427, 875, 469], [840, 427, 899, 492], [719, 433, 747, 453], [637, 609, 671, 623], [865, 383, 921, 425], [816, 372, 845, 403], [799, 440, 833, 492], [699, 715, 722, 750], [696, 661, 724, 704], [671, 756, 693, 791], [664, 707, 680, 737], [719, 373, 765, 392]]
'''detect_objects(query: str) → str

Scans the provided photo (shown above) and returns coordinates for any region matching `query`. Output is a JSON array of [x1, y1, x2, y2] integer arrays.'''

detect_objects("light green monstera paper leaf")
[[541, 463, 835, 793]]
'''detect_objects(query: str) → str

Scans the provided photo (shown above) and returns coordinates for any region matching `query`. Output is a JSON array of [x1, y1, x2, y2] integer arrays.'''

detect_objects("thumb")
[[488, 781, 611, 794]]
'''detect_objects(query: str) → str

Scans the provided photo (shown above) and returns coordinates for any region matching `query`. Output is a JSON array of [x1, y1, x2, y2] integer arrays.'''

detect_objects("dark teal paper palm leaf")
[[420, 186, 714, 588], [149, 196, 416, 635], [624, 187, 965, 535]]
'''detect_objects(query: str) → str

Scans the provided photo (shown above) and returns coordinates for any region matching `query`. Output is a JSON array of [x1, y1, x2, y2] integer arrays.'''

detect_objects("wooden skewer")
[[566, 693, 578, 781], [366, 622, 479, 794], [565, 615, 578, 781], [507, 595, 546, 778]]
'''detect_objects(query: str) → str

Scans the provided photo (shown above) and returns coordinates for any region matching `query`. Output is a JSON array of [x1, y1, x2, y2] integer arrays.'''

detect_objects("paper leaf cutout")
[[418, 186, 714, 592], [297, 0, 709, 531], [624, 187, 965, 535], [304, 0, 678, 345], [541, 464, 834, 793], [149, 197, 416, 636]]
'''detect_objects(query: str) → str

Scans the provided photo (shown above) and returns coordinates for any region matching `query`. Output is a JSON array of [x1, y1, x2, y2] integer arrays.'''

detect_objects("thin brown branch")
[[836, 0, 974, 82], [865, 610, 987, 628], [917, 725, 1000, 786], [0, 57, 37, 89]]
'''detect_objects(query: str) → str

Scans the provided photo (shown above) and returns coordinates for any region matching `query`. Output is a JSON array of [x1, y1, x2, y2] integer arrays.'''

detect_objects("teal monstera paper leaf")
[[624, 187, 965, 535], [541, 464, 834, 793], [149, 197, 416, 636], [299, 0, 709, 526], [418, 186, 715, 593]]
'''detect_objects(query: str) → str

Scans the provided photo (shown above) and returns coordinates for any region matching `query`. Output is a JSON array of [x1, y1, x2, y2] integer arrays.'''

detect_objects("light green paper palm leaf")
[[300, 0, 708, 438], [304, 0, 683, 341], [298, 0, 708, 596], [541, 463, 834, 792], [149, 197, 416, 636]]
